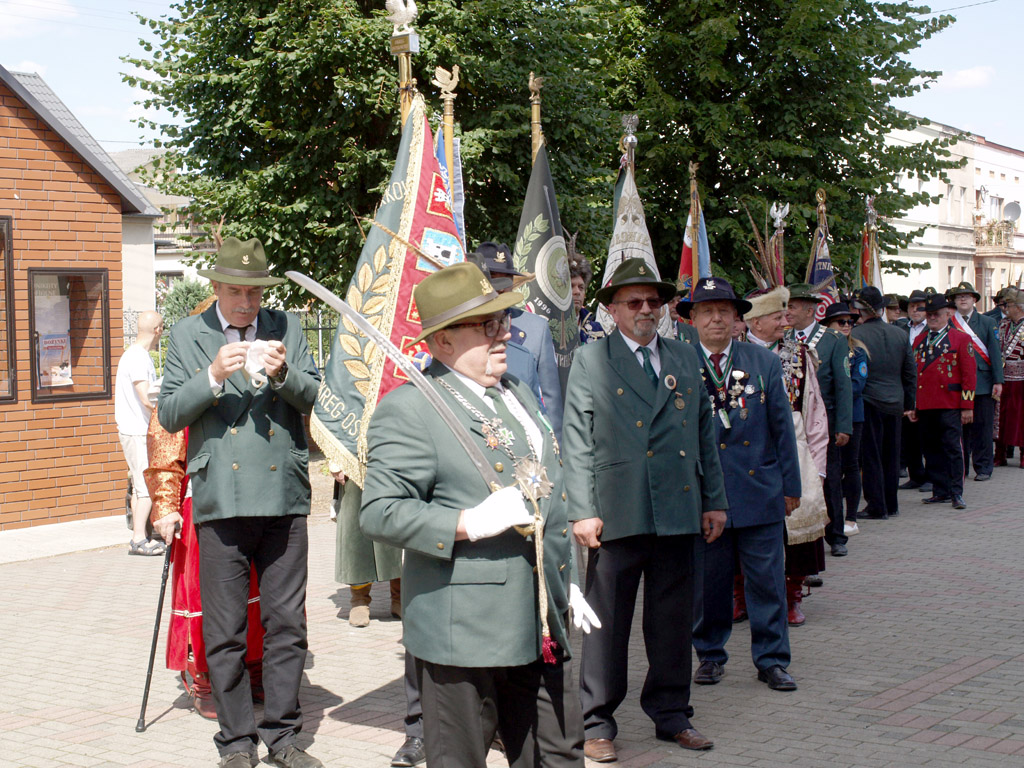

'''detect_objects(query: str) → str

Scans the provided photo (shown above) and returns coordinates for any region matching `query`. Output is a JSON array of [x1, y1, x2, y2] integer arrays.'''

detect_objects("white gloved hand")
[[462, 486, 534, 542], [569, 583, 601, 634]]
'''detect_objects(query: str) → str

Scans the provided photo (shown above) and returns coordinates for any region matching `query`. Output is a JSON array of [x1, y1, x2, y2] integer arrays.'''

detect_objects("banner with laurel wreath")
[[511, 144, 577, 390], [310, 95, 465, 487]]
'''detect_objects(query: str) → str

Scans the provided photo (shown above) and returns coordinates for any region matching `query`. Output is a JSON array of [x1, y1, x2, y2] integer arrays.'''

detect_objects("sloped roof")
[[108, 149, 191, 210], [0, 64, 160, 217]]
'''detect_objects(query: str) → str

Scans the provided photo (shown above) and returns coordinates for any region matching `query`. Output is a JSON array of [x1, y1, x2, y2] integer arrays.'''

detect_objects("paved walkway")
[[2, 457, 1023, 767]]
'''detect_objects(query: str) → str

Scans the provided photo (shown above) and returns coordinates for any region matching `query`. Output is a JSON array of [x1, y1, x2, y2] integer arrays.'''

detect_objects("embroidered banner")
[[310, 95, 465, 487]]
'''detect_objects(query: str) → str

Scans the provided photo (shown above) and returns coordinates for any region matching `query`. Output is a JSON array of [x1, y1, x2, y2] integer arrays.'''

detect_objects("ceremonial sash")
[[950, 314, 991, 365]]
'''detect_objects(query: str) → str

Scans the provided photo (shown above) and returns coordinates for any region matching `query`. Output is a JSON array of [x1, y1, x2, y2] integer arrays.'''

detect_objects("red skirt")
[[996, 381, 1024, 446], [166, 498, 264, 673]]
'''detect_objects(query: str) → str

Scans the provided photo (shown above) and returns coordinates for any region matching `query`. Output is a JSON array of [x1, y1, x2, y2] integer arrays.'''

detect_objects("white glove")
[[569, 583, 601, 634], [462, 486, 534, 542]]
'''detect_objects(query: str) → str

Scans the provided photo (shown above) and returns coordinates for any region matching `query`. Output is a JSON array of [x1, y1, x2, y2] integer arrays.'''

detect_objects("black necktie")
[[228, 325, 250, 341]]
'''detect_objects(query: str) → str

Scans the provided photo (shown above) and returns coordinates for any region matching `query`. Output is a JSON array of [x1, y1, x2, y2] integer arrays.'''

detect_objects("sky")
[[1, 0, 1023, 153]]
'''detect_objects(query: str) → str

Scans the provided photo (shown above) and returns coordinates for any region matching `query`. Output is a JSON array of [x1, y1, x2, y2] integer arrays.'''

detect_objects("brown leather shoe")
[[662, 728, 714, 751], [583, 738, 617, 762]]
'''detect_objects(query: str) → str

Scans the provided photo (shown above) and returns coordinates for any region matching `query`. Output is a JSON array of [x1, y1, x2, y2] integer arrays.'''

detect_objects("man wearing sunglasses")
[[361, 261, 596, 768], [562, 259, 728, 761]]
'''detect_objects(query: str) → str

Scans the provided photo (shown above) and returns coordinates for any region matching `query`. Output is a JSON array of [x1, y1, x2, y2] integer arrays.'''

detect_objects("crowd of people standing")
[[129, 232, 1024, 768]]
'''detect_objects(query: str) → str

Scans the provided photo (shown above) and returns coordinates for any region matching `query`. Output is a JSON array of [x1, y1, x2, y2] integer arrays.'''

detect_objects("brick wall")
[[0, 82, 126, 530]]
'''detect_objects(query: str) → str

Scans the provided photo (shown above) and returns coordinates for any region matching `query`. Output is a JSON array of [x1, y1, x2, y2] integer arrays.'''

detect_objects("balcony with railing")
[[974, 220, 1017, 257]]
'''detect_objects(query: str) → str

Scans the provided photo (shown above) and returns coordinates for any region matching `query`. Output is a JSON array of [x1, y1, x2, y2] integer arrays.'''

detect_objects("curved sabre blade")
[[285, 270, 504, 492]]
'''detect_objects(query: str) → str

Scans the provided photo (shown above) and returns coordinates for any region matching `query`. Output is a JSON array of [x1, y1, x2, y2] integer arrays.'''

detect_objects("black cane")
[[136, 525, 178, 732]]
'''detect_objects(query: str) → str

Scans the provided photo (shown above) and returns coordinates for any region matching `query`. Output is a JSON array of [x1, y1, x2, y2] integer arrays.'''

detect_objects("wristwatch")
[[269, 361, 288, 386]]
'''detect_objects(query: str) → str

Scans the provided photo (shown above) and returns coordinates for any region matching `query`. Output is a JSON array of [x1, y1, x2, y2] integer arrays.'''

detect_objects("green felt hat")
[[595, 258, 676, 307], [786, 283, 824, 303], [946, 281, 981, 301], [197, 237, 285, 286], [412, 262, 523, 344]]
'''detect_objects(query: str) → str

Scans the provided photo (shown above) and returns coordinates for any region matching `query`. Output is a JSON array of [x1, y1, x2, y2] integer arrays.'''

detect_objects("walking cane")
[[136, 524, 178, 732]]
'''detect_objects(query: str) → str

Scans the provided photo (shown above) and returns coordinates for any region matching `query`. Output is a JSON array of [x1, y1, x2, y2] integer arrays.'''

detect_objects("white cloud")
[[0, 0, 78, 40], [939, 66, 997, 90], [12, 59, 47, 76]]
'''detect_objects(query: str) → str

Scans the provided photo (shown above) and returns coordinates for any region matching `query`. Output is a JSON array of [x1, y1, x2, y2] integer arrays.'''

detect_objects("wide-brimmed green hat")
[[786, 283, 824, 303], [412, 262, 523, 344], [197, 237, 285, 286], [946, 281, 981, 301], [595, 258, 676, 306]]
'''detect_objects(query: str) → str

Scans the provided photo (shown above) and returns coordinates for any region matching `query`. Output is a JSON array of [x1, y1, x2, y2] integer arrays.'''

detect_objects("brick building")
[[0, 65, 159, 530]]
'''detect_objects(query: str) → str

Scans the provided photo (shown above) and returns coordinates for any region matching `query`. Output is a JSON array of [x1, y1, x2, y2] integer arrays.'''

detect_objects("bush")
[[160, 278, 212, 328]]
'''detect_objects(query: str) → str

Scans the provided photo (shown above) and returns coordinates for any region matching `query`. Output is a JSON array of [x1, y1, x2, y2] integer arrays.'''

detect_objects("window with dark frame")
[[0, 217, 14, 402], [28, 268, 111, 403]]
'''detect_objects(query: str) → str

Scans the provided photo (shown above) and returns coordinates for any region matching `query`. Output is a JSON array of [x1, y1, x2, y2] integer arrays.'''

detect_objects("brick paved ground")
[[1, 456, 1023, 767]]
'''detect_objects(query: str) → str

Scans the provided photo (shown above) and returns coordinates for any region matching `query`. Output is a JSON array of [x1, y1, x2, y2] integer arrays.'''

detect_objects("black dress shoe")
[[922, 495, 952, 504], [757, 665, 797, 691], [974, 473, 991, 482], [952, 495, 966, 510], [899, 479, 923, 490], [862, 510, 888, 520], [694, 660, 724, 685], [269, 746, 324, 768], [830, 543, 848, 557], [391, 737, 426, 767]]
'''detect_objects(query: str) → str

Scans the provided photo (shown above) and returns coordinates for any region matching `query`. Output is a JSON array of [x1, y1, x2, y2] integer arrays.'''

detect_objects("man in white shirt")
[[115, 310, 164, 555]]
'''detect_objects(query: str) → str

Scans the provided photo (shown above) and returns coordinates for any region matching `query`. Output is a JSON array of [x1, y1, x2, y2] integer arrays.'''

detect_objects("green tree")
[[126, 0, 618, 307], [602, 0, 958, 292], [159, 277, 212, 327]]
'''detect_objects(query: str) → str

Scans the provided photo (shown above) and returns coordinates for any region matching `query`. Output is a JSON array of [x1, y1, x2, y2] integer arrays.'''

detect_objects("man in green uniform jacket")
[[361, 262, 598, 768], [562, 260, 728, 763], [158, 238, 323, 768]]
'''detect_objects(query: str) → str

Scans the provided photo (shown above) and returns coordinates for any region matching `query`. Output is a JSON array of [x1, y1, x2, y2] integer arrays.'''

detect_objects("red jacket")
[[912, 324, 977, 411]]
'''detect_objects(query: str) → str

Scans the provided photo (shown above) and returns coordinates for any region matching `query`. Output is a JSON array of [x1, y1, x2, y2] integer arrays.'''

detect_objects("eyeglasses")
[[447, 311, 512, 338], [612, 297, 666, 311]]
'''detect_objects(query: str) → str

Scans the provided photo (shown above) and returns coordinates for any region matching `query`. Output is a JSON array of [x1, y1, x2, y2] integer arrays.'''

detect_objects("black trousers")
[[579, 534, 695, 741], [963, 394, 995, 476], [416, 656, 584, 768], [404, 650, 423, 739], [823, 409, 846, 545], [197, 515, 309, 757], [861, 403, 902, 517], [920, 409, 965, 499], [901, 416, 927, 484], [841, 422, 864, 521]]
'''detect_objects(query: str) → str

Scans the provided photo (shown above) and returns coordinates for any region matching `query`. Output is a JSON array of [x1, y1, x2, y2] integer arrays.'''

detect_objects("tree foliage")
[[159, 277, 212, 327], [126, 0, 618, 306], [601, 0, 957, 292], [127, 0, 958, 303]]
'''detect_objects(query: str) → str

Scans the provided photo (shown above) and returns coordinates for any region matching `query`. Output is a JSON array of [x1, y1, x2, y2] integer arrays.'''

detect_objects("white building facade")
[[884, 121, 1024, 310]]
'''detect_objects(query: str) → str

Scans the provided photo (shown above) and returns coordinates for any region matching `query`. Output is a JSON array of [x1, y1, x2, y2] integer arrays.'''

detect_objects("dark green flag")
[[512, 144, 578, 389]]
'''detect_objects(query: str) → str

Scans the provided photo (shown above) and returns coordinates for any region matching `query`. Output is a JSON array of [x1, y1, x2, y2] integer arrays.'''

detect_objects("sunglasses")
[[612, 297, 666, 311], [447, 311, 512, 338], [831, 318, 853, 326]]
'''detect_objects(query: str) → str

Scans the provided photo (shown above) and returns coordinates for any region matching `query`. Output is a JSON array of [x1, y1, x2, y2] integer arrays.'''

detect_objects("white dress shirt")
[[621, 334, 662, 377]]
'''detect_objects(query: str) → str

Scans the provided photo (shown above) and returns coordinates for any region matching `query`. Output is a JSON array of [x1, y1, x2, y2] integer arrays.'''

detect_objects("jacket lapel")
[[651, 338, 678, 417], [607, 330, 655, 407]]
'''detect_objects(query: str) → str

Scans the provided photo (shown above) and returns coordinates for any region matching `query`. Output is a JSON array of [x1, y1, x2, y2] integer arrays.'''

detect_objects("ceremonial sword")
[[285, 271, 505, 494]]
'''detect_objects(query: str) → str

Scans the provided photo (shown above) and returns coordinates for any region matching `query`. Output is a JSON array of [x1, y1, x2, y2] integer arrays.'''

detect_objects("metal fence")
[[299, 308, 338, 371]]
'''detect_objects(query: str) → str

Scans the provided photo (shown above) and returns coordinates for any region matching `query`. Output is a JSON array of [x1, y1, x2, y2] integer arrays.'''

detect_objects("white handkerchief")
[[245, 340, 269, 386]]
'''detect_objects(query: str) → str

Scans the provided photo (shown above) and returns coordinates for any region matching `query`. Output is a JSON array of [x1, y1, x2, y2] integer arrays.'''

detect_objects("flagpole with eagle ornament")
[[529, 71, 544, 163], [386, 0, 419, 124], [431, 65, 459, 186]]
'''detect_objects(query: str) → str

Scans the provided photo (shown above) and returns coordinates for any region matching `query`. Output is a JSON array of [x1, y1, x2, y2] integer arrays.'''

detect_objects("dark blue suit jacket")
[[706, 342, 801, 528]]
